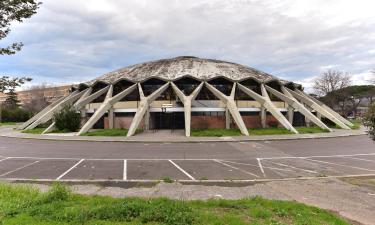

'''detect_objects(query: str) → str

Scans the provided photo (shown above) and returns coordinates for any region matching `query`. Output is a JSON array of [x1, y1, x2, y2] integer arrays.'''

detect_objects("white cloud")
[[1, 0, 375, 87]]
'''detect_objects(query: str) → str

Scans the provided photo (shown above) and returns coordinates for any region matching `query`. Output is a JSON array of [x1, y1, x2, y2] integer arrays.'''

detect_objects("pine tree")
[[4, 89, 20, 109]]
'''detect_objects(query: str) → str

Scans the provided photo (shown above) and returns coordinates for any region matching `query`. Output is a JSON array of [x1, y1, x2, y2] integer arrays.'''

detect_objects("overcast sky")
[[1, 0, 375, 92]]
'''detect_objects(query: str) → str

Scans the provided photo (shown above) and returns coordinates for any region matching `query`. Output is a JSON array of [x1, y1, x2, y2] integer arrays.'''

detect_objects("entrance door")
[[152, 112, 185, 129]]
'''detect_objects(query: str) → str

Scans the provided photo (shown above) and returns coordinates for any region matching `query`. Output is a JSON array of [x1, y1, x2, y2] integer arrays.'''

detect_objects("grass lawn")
[[191, 127, 328, 137], [0, 183, 350, 225], [82, 129, 129, 136], [0, 122, 17, 126], [21, 128, 73, 134], [81, 129, 144, 136], [349, 120, 361, 130], [329, 120, 362, 130]]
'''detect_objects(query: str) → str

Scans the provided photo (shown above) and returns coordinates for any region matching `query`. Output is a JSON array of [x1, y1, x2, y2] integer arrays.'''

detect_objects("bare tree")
[[22, 84, 56, 114], [313, 70, 352, 96]]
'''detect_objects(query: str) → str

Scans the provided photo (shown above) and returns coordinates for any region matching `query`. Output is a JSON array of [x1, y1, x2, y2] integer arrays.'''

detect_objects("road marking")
[[304, 158, 375, 172], [214, 159, 260, 178], [264, 160, 318, 174], [259, 153, 375, 160], [3, 173, 375, 183], [343, 156, 375, 163], [56, 159, 84, 180], [2, 152, 375, 162], [0, 157, 9, 163], [169, 160, 195, 180], [257, 158, 266, 177], [3, 156, 224, 161], [220, 160, 293, 172], [0, 160, 40, 177], [123, 160, 127, 181]]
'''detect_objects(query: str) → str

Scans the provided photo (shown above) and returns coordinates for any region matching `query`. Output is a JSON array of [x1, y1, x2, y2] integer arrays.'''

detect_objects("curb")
[[0, 129, 368, 143], [3, 174, 375, 187]]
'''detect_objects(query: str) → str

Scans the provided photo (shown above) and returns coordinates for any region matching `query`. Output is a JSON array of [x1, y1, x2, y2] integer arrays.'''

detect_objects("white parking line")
[[264, 160, 318, 174], [56, 159, 84, 180], [169, 160, 195, 180], [260, 153, 375, 160], [214, 159, 260, 178], [0, 157, 9, 163], [257, 158, 266, 177], [305, 158, 375, 172], [343, 157, 375, 163], [2, 156, 223, 161], [123, 160, 127, 181], [220, 160, 294, 172], [0, 160, 40, 177]]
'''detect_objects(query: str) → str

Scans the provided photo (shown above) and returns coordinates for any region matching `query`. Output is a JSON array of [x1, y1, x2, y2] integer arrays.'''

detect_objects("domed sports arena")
[[19, 56, 353, 137]]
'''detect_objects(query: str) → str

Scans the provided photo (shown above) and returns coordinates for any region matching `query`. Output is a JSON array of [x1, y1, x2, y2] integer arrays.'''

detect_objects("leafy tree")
[[321, 85, 375, 116], [1, 0, 41, 55], [313, 70, 351, 103], [1, 0, 41, 121], [364, 103, 375, 141]]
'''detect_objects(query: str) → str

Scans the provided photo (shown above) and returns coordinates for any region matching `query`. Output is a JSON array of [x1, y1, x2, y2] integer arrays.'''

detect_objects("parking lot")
[[1, 152, 375, 182]]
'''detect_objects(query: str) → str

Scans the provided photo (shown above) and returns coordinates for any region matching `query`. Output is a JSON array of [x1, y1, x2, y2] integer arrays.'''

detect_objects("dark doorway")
[[152, 112, 185, 129]]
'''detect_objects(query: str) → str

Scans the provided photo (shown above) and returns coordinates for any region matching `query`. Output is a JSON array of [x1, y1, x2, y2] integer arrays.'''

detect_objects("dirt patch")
[[340, 176, 375, 192]]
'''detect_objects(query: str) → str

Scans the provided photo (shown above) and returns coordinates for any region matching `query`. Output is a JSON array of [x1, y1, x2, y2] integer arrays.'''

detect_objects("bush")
[[364, 103, 375, 141], [0, 107, 32, 122], [53, 105, 81, 132]]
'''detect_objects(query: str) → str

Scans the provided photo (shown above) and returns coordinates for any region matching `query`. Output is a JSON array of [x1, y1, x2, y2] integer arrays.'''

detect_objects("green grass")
[[81, 129, 143, 136], [191, 129, 242, 137], [349, 120, 361, 130], [329, 120, 362, 130], [191, 127, 329, 137], [21, 128, 73, 134], [0, 183, 350, 225], [21, 128, 45, 134], [82, 129, 129, 136], [0, 122, 17, 126]]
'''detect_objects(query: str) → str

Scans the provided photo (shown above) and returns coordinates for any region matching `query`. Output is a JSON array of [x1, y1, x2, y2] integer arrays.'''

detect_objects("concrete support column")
[[237, 83, 298, 134], [77, 84, 137, 135], [261, 85, 331, 131], [171, 82, 204, 137], [127, 82, 170, 137], [287, 106, 294, 124], [108, 108, 114, 129], [25, 90, 87, 130], [144, 108, 150, 131], [225, 108, 231, 129], [317, 112, 322, 120], [296, 90, 353, 127], [205, 82, 249, 136], [18, 95, 66, 130], [285, 87, 351, 130], [260, 107, 266, 128]]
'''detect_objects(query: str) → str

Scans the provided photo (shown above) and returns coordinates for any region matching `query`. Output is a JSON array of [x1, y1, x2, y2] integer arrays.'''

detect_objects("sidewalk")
[[0, 125, 367, 143]]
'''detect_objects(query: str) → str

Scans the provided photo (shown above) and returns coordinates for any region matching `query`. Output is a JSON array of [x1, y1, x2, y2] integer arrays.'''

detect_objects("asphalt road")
[[0, 135, 374, 181]]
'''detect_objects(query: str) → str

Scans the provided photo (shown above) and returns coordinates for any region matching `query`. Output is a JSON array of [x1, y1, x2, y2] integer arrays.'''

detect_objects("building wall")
[[0, 85, 71, 105], [191, 116, 226, 129], [103, 113, 282, 130], [104, 116, 144, 129]]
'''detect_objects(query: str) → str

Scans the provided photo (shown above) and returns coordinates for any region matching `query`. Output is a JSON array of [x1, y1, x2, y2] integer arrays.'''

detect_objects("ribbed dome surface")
[[86, 56, 293, 86]]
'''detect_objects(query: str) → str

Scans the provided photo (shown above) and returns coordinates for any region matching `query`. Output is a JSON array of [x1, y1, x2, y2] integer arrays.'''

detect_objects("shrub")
[[364, 103, 375, 141], [53, 105, 81, 132], [0, 107, 32, 122]]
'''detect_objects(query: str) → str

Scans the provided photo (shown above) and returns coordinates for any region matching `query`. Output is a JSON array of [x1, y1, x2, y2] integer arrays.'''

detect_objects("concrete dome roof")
[[85, 56, 297, 86]]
